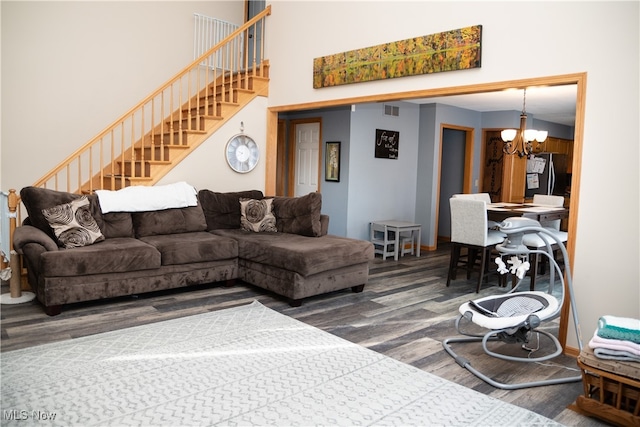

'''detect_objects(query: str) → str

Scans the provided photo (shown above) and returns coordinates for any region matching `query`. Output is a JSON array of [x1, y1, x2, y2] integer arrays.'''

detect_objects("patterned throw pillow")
[[239, 198, 277, 232], [42, 196, 105, 248]]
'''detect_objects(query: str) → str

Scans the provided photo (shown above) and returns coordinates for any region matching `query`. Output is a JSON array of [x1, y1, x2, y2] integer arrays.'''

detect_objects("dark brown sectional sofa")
[[13, 187, 374, 315]]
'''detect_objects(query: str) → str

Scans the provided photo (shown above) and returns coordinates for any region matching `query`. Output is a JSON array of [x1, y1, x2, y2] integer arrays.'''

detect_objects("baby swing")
[[442, 217, 583, 390]]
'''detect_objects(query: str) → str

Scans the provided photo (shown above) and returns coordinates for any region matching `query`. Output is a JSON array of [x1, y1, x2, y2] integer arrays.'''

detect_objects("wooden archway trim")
[[266, 72, 587, 352]]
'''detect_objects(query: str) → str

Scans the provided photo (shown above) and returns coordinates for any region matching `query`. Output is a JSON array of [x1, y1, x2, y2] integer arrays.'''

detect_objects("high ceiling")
[[406, 84, 577, 127]]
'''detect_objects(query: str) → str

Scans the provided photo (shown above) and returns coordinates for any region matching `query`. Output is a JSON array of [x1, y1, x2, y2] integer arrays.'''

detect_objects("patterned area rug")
[[1, 301, 561, 426]]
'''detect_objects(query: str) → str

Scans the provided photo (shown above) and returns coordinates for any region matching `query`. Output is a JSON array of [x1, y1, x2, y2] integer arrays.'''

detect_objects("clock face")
[[225, 134, 259, 173]]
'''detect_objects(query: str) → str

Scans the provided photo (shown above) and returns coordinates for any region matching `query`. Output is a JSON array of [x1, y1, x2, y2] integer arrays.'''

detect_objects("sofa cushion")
[[211, 229, 374, 277], [240, 198, 277, 232], [42, 196, 105, 248], [139, 232, 238, 266], [101, 212, 134, 238], [198, 189, 264, 230], [272, 192, 323, 237], [132, 204, 207, 237], [40, 237, 160, 277], [20, 187, 103, 242]]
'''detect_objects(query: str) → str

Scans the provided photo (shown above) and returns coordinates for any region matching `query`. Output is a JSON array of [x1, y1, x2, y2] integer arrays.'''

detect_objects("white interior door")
[[294, 122, 320, 197]]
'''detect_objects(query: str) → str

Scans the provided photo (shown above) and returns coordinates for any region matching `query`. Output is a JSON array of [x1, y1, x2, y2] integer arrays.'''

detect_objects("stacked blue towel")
[[589, 315, 640, 362], [597, 315, 640, 344]]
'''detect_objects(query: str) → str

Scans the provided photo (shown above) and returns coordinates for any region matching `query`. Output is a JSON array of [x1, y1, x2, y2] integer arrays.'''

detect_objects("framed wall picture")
[[325, 141, 341, 182], [375, 129, 399, 159], [313, 25, 482, 88]]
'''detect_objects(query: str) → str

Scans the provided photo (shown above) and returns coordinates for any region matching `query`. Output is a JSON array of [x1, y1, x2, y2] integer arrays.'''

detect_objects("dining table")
[[486, 201, 569, 290], [486, 202, 568, 224]]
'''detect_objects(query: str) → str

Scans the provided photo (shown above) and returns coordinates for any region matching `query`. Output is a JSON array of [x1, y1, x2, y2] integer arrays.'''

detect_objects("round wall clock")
[[225, 134, 259, 173]]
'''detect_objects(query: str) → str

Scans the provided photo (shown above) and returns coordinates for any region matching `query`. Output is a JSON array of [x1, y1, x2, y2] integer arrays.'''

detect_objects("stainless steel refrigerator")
[[525, 152, 568, 198]]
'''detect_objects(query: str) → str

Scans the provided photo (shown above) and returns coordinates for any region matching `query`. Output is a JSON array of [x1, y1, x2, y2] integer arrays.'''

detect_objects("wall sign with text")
[[375, 129, 399, 159]]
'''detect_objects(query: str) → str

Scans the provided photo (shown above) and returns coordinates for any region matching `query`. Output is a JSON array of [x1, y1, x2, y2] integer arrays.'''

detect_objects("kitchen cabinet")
[[535, 137, 574, 173], [482, 130, 527, 203], [482, 131, 574, 203]]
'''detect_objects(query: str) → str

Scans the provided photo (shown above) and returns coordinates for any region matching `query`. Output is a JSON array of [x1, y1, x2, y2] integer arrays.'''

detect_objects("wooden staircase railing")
[[31, 5, 271, 195], [1, 7, 271, 279]]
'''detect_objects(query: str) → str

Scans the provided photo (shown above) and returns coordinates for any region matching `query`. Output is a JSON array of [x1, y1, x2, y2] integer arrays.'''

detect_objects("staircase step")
[[206, 92, 238, 105], [217, 101, 240, 116], [180, 101, 239, 120], [175, 116, 206, 131], [100, 175, 153, 190], [165, 114, 222, 131], [75, 62, 269, 194], [206, 86, 253, 104], [133, 144, 193, 161], [135, 146, 171, 161], [239, 76, 269, 90], [117, 160, 171, 177], [151, 129, 206, 146]]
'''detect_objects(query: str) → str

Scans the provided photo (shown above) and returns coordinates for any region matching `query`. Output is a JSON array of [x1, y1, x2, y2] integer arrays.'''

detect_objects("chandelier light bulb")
[[501, 129, 517, 142], [524, 129, 538, 142], [536, 130, 548, 142]]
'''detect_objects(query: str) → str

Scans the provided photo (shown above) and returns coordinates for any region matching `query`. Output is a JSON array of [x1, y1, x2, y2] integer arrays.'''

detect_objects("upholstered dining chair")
[[523, 194, 568, 290], [531, 194, 565, 230], [452, 193, 499, 229], [451, 192, 493, 204], [446, 197, 506, 292]]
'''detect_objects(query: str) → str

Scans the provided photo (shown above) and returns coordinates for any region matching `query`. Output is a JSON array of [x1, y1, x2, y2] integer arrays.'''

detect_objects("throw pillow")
[[239, 198, 277, 232], [272, 192, 322, 237], [42, 196, 105, 248], [20, 186, 104, 242], [198, 189, 264, 230]]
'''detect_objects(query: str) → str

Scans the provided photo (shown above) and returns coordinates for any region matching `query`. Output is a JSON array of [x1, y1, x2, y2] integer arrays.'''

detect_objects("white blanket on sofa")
[[95, 182, 198, 213]]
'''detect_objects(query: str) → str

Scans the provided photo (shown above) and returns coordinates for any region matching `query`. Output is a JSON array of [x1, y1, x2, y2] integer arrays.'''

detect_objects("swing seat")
[[442, 217, 583, 390]]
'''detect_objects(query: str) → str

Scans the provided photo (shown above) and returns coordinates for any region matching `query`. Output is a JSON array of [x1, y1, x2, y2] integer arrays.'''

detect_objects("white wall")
[[280, 108, 353, 236], [158, 97, 268, 193], [347, 102, 420, 240], [265, 1, 640, 348], [1, 1, 243, 191]]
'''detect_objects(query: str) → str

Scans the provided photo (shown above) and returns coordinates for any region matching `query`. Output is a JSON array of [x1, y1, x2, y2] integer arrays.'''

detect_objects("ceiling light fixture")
[[501, 89, 548, 157]]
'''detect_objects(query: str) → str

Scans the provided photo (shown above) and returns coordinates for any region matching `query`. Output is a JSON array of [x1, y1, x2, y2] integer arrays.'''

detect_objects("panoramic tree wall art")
[[313, 25, 482, 88]]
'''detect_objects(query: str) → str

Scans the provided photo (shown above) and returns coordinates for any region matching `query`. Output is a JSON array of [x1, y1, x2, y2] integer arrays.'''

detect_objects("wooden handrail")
[[32, 5, 271, 194], [5, 9, 273, 291]]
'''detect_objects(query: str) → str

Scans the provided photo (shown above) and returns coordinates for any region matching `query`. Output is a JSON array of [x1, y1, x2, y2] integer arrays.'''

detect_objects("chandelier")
[[501, 89, 548, 157]]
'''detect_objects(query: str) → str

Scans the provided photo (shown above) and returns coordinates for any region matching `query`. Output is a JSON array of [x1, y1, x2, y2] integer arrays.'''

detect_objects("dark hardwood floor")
[[0, 242, 606, 426]]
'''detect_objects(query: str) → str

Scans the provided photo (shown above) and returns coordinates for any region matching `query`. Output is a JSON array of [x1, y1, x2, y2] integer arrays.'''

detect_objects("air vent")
[[384, 104, 399, 117]]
